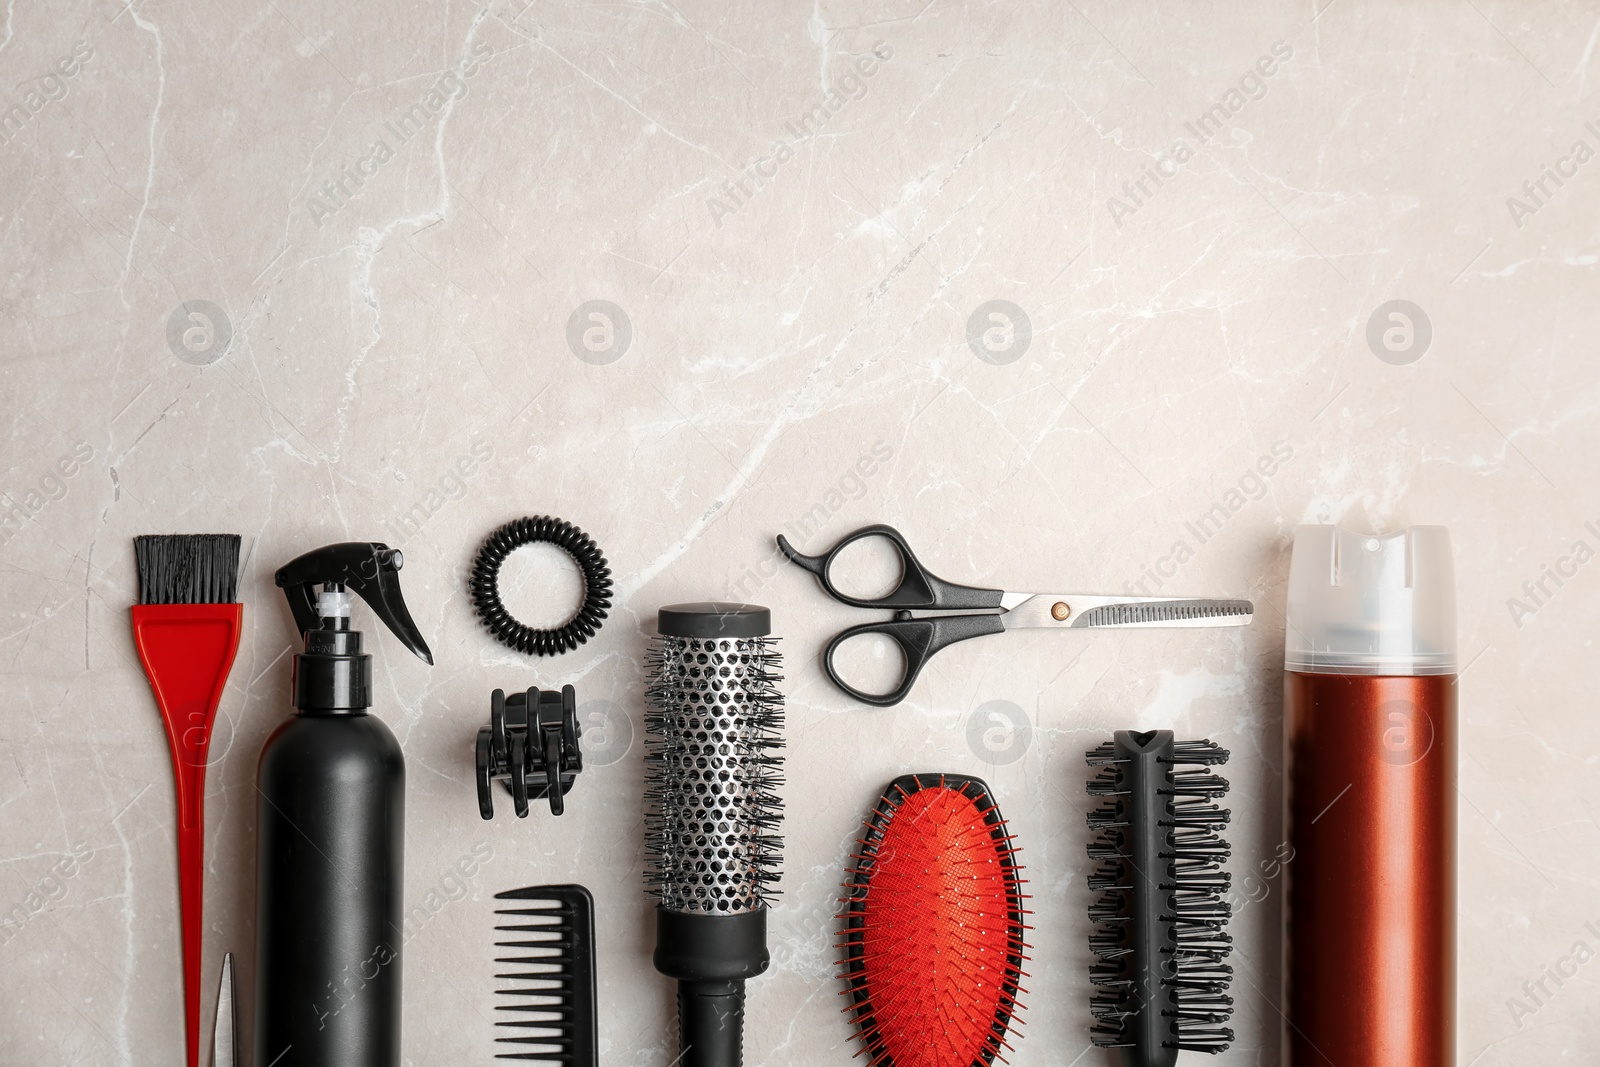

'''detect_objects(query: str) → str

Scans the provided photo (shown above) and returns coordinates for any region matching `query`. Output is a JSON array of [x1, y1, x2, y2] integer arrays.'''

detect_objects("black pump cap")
[[657, 602, 771, 639]]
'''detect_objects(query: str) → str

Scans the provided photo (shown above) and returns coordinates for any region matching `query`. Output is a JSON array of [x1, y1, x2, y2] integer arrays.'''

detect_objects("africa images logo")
[[0, 41, 94, 150], [1504, 119, 1600, 230], [1105, 41, 1292, 228], [705, 42, 894, 228], [307, 41, 494, 228]]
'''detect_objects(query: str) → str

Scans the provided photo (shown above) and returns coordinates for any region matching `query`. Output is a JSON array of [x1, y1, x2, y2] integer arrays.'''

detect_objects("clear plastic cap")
[[1285, 525, 1456, 675]]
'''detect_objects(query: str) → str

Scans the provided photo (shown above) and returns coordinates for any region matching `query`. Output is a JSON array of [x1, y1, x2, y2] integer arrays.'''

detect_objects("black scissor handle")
[[824, 612, 1007, 707], [776, 524, 1003, 610]]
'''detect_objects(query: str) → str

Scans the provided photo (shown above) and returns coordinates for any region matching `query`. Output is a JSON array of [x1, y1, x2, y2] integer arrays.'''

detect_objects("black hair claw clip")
[[475, 685, 584, 818]]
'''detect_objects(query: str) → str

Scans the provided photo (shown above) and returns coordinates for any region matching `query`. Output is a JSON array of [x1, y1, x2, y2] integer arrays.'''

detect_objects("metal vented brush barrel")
[[646, 603, 784, 1067]]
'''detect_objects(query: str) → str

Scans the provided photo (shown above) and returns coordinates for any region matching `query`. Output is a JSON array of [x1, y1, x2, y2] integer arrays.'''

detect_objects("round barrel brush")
[[645, 603, 784, 1067], [1085, 729, 1235, 1066]]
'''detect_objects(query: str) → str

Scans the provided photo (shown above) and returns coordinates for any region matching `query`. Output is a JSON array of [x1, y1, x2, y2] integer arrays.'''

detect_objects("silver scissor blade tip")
[[1073, 599, 1254, 629], [213, 951, 238, 1067]]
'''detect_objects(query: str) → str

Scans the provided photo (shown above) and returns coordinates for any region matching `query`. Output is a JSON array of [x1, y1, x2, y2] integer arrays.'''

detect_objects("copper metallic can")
[[1283, 526, 1457, 1067], [1285, 672, 1456, 1066]]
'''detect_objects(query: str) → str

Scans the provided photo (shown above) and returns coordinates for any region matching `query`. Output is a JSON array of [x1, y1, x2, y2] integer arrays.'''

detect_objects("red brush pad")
[[846, 780, 1024, 1067]]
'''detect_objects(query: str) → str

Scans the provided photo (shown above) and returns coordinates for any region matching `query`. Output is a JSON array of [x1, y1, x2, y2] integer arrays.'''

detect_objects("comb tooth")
[[494, 929, 569, 939], [496, 955, 576, 965], [492, 885, 595, 1067]]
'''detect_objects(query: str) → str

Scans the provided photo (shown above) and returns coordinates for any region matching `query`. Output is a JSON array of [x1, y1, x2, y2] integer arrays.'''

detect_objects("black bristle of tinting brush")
[[134, 534, 242, 605], [493, 884, 596, 1066], [1085, 730, 1234, 1066]]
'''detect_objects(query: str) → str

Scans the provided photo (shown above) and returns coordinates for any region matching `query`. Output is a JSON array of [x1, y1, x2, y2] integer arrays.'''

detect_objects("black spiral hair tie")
[[470, 516, 613, 655]]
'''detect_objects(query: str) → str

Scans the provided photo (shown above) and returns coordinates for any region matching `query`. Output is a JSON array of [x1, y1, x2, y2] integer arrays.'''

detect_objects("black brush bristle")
[[134, 534, 242, 604], [493, 884, 596, 1066], [1085, 729, 1234, 1066]]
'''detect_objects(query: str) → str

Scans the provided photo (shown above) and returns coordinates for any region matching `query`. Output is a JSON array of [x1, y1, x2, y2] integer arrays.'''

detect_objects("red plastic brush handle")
[[131, 602, 243, 1067]]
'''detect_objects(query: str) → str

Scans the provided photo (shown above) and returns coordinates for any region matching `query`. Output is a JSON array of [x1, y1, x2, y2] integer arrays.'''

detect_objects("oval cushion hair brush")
[[1085, 730, 1234, 1065], [645, 603, 784, 1067], [131, 533, 243, 1067], [840, 773, 1028, 1067]]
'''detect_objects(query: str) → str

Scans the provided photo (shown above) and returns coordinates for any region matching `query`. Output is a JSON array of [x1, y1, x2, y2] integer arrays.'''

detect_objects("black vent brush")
[[494, 884, 597, 1066], [1086, 729, 1235, 1065]]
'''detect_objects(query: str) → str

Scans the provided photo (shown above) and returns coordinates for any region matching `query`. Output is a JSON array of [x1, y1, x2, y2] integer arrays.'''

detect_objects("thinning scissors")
[[778, 524, 1254, 707]]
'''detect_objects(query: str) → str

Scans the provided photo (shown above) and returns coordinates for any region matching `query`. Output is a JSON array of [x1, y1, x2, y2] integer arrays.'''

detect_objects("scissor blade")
[[1072, 598, 1254, 629], [213, 951, 237, 1067], [999, 593, 1253, 629]]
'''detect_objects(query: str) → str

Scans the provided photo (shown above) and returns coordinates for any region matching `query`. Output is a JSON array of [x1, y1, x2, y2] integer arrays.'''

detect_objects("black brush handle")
[[655, 909, 768, 1067], [678, 980, 745, 1067], [1120, 729, 1180, 1067]]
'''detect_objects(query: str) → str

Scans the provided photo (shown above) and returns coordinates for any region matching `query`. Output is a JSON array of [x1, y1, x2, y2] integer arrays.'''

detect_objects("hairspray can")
[[1283, 525, 1456, 1066]]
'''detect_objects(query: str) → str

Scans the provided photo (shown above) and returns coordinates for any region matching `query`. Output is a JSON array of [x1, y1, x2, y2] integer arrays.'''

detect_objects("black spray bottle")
[[256, 543, 432, 1067]]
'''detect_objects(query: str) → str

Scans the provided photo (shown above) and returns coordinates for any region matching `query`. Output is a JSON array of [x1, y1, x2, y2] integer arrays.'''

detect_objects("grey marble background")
[[3, 1, 1598, 1064]]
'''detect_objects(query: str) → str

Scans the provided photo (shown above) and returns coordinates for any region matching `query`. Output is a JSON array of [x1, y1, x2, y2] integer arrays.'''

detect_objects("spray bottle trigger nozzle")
[[275, 542, 433, 664]]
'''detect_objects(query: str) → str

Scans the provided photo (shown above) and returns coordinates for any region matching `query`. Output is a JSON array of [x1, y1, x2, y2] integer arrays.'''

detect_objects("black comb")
[[494, 884, 597, 1066], [1086, 730, 1234, 1066]]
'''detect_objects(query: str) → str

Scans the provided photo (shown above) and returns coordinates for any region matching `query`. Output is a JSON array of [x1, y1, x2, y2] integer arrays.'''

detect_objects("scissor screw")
[[1052, 602, 1070, 621]]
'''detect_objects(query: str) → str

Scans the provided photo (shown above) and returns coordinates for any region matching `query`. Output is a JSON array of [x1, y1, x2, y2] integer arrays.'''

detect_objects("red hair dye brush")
[[131, 534, 243, 1067], [840, 773, 1028, 1067], [1086, 730, 1235, 1066]]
